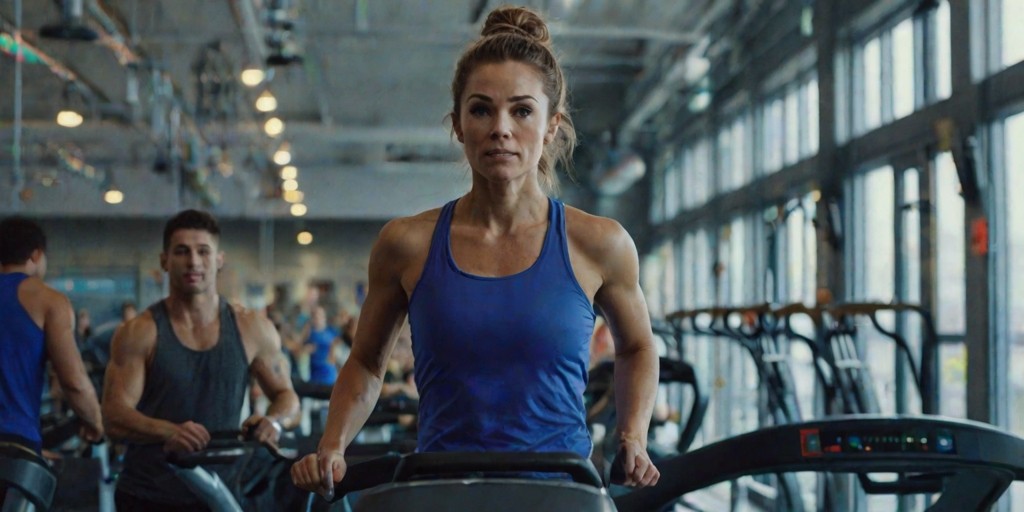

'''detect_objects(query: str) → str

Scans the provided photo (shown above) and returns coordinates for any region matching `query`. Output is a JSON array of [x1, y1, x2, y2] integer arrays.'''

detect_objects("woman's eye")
[[469, 105, 489, 116], [515, 107, 532, 117]]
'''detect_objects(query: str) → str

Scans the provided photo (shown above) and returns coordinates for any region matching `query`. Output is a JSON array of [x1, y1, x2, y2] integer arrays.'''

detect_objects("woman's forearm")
[[613, 343, 659, 444]]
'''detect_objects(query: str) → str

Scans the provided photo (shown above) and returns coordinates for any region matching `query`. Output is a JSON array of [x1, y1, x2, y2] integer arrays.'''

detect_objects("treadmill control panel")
[[800, 427, 956, 457]]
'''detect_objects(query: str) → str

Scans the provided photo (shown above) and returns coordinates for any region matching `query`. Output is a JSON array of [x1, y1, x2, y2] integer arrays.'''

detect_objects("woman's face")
[[453, 60, 559, 185]]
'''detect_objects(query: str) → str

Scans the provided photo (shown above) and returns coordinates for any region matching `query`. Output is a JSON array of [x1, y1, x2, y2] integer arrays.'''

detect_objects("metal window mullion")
[[881, 28, 895, 124], [916, 10, 932, 106]]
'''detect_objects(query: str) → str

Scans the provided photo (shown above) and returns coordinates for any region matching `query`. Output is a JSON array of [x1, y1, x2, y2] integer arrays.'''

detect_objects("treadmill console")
[[800, 426, 956, 457]]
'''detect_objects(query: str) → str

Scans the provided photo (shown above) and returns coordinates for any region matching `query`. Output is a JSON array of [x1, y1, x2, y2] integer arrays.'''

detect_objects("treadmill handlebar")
[[326, 451, 604, 504], [613, 415, 1024, 512], [392, 451, 604, 488], [166, 430, 295, 469]]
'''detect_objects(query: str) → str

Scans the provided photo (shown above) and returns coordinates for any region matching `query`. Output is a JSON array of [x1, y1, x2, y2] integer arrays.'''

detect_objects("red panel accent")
[[800, 428, 822, 457]]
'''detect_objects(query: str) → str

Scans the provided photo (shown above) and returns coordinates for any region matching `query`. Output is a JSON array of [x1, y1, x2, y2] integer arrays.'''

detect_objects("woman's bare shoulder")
[[563, 204, 632, 255], [376, 207, 445, 259]]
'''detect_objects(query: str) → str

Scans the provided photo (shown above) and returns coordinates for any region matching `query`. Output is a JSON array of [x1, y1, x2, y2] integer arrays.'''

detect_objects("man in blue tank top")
[[294, 5, 661, 498], [102, 210, 301, 511], [0, 217, 104, 453]]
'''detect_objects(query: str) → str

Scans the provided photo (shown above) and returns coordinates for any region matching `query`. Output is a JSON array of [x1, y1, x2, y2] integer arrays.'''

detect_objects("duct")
[[617, 0, 733, 145], [85, 0, 141, 65], [230, 0, 268, 65], [592, 151, 647, 196]]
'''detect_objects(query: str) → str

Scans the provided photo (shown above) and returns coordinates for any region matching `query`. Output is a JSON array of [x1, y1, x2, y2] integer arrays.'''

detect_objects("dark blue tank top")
[[0, 273, 46, 452], [408, 197, 595, 458]]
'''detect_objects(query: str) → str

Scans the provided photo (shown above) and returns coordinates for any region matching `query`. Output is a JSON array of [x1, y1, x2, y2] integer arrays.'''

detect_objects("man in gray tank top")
[[101, 210, 300, 511]]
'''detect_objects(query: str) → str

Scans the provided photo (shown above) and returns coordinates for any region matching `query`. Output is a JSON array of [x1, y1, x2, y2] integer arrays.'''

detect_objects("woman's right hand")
[[291, 447, 347, 500]]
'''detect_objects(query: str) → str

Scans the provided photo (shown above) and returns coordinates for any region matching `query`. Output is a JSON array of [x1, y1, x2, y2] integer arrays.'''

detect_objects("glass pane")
[[695, 139, 711, 206], [718, 126, 734, 193], [773, 99, 784, 169], [802, 195, 817, 306], [863, 37, 883, 131], [682, 148, 695, 210], [1006, 112, 1024, 438], [763, 98, 784, 174], [785, 88, 800, 165], [935, 0, 952, 99], [787, 208, 806, 303], [863, 167, 896, 302], [807, 77, 820, 155], [903, 168, 922, 304], [1003, 0, 1024, 67], [732, 117, 747, 187], [892, 18, 916, 119], [729, 218, 746, 305], [939, 342, 967, 417], [1005, 111, 1024, 511], [695, 229, 713, 307], [935, 152, 966, 334]]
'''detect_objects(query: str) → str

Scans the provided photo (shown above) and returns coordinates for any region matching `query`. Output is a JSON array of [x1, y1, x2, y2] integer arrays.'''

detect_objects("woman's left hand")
[[612, 435, 660, 488]]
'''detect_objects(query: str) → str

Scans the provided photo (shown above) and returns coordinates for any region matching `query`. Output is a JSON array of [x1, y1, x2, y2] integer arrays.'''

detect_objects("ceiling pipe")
[[229, 0, 269, 68], [617, 0, 734, 145], [11, 0, 24, 208]]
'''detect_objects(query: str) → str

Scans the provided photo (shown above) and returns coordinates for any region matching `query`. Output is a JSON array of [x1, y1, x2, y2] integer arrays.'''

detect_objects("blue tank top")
[[408, 197, 595, 458], [307, 327, 339, 385], [0, 273, 46, 452]]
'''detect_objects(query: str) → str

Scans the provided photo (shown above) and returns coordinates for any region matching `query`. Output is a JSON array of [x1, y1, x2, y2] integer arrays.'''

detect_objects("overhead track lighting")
[[39, 0, 99, 41], [296, 230, 313, 245], [280, 165, 298, 180], [290, 203, 307, 217]]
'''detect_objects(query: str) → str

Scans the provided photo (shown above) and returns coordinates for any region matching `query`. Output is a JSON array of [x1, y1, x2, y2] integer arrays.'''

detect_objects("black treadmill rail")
[[614, 415, 1024, 512]]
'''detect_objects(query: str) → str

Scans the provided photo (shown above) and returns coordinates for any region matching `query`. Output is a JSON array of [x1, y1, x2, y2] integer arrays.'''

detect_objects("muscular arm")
[[320, 221, 410, 454], [592, 224, 660, 448], [246, 315, 300, 429], [101, 316, 178, 443], [43, 290, 103, 435]]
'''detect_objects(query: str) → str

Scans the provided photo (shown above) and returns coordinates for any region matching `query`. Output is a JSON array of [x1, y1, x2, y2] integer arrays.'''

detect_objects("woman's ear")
[[452, 114, 464, 143], [545, 113, 561, 144]]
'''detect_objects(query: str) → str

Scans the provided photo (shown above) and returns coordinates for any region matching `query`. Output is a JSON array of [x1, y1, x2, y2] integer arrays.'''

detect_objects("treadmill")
[[614, 415, 1024, 512]]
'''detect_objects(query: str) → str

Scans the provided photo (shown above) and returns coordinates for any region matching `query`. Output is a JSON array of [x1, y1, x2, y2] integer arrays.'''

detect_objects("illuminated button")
[[848, 435, 863, 451], [936, 431, 955, 453], [801, 429, 822, 457]]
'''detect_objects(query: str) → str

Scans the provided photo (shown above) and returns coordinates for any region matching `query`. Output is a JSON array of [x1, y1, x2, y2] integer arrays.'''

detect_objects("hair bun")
[[481, 6, 551, 46]]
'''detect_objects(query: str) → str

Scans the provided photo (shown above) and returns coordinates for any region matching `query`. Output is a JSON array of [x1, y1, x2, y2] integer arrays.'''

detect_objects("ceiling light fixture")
[[273, 145, 292, 165], [103, 185, 124, 204], [56, 109, 84, 128], [283, 189, 304, 203], [56, 81, 85, 128], [290, 203, 307, 216], [280, 165, 298, 180], [255, 90, 277, 112], [264, 117, 284, 137], [282, 178, 299, 191], [240, 68, 265, 87], [296, 230, 313, 245]]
